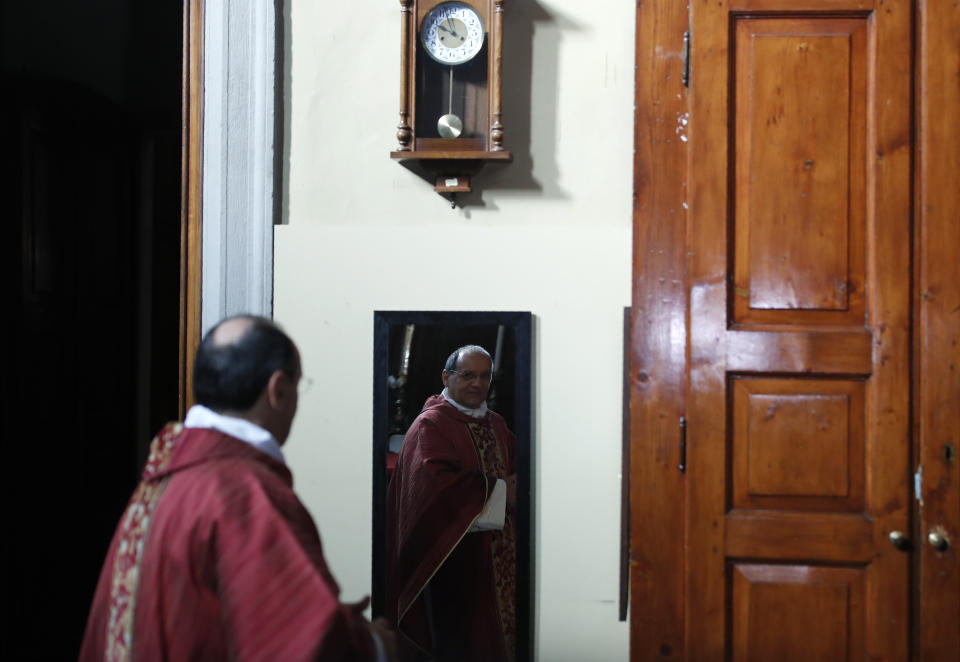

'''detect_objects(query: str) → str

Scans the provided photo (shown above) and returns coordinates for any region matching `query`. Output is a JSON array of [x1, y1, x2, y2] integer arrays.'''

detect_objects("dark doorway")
[[1, 2, 182, 659]]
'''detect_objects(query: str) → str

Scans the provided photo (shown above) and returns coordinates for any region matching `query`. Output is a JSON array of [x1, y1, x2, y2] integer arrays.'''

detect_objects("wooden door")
[[916, 0, 960, 656], [689, 3, 912, 659], [631, 0, 914, 660]]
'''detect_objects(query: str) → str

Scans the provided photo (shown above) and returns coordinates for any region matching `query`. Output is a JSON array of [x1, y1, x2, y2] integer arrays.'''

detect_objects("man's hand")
[[371, 618, 399, 662], [344, 597, 399, 661], [506, 474, 517, 508]]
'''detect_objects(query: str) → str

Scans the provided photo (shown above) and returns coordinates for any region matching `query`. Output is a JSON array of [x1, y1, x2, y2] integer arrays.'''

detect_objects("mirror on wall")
[[372, 310, 533, 662]]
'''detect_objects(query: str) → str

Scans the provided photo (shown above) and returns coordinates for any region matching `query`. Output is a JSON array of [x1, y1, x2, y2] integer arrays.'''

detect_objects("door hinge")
[[678, 416, 687, 473], [682, 31, 691, 87]]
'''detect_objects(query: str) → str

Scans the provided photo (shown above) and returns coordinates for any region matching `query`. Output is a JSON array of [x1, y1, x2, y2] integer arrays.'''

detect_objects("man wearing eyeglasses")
[[386, 345, 517, 662], [80, 315, 397, 662]]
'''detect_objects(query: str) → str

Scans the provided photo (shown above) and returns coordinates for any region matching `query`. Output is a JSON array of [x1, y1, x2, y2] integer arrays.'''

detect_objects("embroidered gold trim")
[[105, 424, 180, 662], [467, 421, 517, 662]]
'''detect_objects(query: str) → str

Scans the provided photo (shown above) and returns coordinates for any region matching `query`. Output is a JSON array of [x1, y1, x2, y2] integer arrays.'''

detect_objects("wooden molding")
[[629, 1, 689, 658], [396, 0, 414, 151], [916, 0, 960, 655], [489, 0, 505, 150], [179, 0, 203, 418]]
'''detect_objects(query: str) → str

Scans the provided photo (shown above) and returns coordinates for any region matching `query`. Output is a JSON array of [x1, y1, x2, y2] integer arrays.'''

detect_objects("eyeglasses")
[[446, 370, 494, 383]]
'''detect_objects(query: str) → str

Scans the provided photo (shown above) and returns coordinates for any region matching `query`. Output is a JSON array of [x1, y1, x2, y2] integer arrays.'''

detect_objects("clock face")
[[421, 2, 485, 66]]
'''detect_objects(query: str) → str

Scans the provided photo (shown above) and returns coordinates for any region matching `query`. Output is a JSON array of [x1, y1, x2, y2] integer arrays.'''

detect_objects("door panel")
[[731, 564, 866, 662], [686, 1, 912, 660], [731, 378, 865, 512], [732, 17, 867, 325]]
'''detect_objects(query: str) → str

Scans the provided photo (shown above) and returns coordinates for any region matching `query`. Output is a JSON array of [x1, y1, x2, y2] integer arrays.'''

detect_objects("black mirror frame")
[[371, 310, 534, 662]]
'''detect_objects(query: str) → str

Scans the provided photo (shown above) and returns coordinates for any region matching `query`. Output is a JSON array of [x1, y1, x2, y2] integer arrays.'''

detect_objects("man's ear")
[[265, 369, 292, 409], [441, 370, 450, 388]]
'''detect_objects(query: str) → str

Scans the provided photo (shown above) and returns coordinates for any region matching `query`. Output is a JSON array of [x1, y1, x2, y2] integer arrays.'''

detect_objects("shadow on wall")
[[467, 0, 587, 207]]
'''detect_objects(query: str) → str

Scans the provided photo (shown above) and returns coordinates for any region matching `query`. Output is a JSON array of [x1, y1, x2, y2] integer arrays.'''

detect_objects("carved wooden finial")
[[397, 115, 413, 151], [396, 0, 414, 150], [490, 116, 505, 151], [490, 0, 506, 150]]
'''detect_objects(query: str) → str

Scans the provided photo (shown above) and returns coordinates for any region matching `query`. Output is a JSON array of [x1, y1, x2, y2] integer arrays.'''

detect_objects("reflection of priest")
[[80, 315, 396, 662], [386, 345, 517, 662]]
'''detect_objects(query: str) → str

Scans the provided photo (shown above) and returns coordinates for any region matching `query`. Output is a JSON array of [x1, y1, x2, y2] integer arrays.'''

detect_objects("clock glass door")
[[416, 1, 489, 147]]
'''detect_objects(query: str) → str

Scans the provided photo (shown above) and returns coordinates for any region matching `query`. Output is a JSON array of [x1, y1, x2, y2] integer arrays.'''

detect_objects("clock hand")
[[438, 24, 452, 34]]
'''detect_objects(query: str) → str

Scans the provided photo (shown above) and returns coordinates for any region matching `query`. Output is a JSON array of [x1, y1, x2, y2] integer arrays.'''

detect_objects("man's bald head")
[[209, 315, 256, 346], [194, 315, 300, 413], [443, 344, 492, 372]]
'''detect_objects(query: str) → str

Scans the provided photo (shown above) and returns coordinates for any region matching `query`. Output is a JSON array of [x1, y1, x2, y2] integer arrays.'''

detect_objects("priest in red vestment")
[[80, 315, 396, 662], [386, 345, 517, 662]]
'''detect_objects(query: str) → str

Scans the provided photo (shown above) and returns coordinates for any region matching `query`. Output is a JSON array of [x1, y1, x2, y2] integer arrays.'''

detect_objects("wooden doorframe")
[[179, 0, 203, 418], [629, 1, 960, 659], [629, 0, 688, 659], [916, 0, 960, 656], [179, 0, 281, 410]]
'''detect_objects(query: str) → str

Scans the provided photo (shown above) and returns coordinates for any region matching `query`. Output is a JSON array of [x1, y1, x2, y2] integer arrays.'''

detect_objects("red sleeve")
[[386, 418, 495, 643], [205, 465, 377, 662]]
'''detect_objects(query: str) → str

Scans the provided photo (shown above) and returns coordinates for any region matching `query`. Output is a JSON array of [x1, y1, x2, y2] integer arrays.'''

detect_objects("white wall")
[[276, 1, 633, 660]]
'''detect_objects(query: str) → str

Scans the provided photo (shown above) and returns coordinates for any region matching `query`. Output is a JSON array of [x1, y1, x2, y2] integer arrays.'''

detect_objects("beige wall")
[[277, 1, 633, 659]]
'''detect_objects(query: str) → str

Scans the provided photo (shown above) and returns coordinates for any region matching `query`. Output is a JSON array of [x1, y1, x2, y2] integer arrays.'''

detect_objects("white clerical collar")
[[441, 387, 488, 418], [183, 404, 285, 464]]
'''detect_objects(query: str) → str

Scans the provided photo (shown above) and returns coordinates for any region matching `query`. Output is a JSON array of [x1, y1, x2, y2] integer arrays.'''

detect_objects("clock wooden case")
[[391, 0, 511, 197]]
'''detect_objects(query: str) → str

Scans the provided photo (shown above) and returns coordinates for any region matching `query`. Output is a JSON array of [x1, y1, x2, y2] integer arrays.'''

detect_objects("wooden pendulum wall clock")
[[391, 0, 511, 206]]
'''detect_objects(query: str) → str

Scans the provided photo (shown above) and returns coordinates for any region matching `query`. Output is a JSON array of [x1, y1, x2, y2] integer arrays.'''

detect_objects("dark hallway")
[[2, 2, 183, 658]]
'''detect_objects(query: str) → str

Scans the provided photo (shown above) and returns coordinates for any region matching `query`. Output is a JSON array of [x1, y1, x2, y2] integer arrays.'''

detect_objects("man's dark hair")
[[443, 344, 492, 372], [193, 315, 299, 412]]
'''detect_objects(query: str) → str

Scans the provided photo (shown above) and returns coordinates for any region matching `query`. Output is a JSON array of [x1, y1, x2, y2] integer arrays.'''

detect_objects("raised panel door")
[[685, 2, 912, 660]]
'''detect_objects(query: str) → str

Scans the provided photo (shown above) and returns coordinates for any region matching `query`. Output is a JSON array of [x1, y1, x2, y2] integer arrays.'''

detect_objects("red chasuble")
[[80, 424, 377, 662], [386, 395, 517, 662]]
